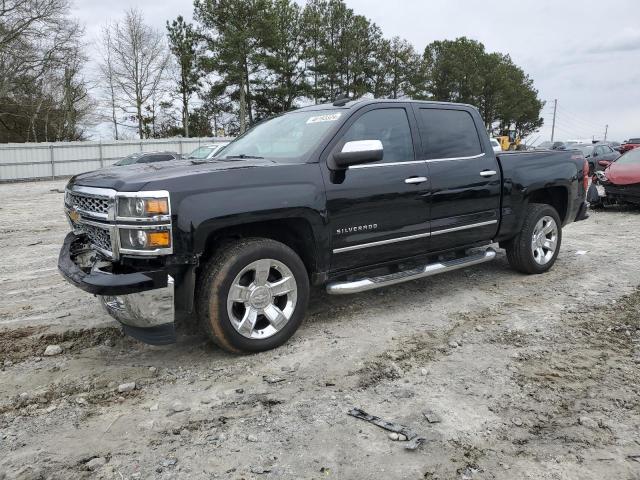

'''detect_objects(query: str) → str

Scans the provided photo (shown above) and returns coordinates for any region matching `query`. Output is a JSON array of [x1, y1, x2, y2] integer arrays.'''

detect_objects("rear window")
[[418, 108, 482, 159], [140, 154, 174, 163]]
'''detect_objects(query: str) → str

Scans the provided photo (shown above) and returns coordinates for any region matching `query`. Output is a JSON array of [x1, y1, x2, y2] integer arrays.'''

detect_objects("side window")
[[340, 108, 414, 163], [418, 108, 482, 159]]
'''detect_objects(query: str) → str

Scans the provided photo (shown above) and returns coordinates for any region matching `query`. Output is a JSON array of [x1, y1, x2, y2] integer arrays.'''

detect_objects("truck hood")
[[69, 158, 279, 191], [606, 163, 640, 186]]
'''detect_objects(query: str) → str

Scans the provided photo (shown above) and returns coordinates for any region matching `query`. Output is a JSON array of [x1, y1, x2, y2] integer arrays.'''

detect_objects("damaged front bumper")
[[58, 232, 177, 345], [604, 183, 640, 206]]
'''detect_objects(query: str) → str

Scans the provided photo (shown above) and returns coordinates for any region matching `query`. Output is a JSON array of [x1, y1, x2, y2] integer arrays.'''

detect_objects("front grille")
[[67, 192, 110, 216], [73, 221, 113, 254]]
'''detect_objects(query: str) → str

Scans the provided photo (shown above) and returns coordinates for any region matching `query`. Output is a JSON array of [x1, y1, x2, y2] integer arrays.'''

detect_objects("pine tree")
[[167, 15, 202, 137]]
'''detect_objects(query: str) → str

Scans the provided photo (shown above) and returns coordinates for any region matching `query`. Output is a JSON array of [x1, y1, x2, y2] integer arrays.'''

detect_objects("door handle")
[[480, 170, 497, 177], [404, 176, 428, 184]]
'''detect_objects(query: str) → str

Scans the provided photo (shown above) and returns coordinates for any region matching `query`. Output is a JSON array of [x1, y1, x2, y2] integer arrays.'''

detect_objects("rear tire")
[[196, 238, 309, 353], [505, 203, 562, 274]]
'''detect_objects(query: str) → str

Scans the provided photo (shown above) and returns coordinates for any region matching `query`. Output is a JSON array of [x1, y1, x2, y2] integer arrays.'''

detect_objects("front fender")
[[169, 163, 329, 271]]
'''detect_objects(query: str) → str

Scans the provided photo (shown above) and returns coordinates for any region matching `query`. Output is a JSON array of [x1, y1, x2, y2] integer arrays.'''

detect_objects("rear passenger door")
[[413, 105, 501, 253]]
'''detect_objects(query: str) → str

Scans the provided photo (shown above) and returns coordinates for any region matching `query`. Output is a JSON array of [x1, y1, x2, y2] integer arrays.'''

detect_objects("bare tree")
[[98, 24, 120, 139], [101, 9, 170, 139], [0, 0, 70, 95]]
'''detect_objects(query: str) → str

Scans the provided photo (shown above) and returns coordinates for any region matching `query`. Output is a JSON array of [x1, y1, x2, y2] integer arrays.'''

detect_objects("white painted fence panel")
[[0, 137, 231, 181]]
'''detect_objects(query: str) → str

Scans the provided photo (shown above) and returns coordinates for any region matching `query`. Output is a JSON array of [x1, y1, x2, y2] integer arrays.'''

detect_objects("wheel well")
[[528, 187, 568, 223], [201, 218, 318, 276]]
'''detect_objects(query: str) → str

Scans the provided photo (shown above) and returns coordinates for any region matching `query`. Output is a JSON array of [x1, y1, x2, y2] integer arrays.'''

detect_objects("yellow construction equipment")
[[496, 134, 521, 151]]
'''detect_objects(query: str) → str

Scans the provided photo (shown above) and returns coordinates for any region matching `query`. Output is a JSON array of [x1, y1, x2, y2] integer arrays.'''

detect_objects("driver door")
[[321, 104, 431, 272]]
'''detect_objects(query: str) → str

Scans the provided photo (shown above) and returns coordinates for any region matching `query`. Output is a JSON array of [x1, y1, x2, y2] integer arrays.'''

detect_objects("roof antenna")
[[333, 91, 351, 107]]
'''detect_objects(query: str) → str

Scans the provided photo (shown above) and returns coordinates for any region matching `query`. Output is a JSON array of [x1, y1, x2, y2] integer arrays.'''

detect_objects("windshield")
[[617, 149, 640, 165], [114, 153, 141, 166], [221, 109, 344, 160], [188, 146, 216, 159]]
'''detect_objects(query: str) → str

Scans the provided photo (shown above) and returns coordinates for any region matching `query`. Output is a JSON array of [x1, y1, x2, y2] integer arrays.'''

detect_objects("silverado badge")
[[336, 224, 378, 235]]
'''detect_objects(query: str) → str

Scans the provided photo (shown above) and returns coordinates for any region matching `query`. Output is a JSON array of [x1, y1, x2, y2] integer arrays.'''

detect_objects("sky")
[[73, 0, 640, 143]]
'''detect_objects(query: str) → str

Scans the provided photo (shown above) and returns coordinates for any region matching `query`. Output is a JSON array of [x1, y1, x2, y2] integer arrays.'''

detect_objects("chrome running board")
[[326, 248, 496, 295]]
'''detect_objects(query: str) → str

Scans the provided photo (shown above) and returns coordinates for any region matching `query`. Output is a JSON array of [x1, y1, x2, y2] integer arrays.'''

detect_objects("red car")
[[620, 137, 640, 154], [589, 147, 640, 207]]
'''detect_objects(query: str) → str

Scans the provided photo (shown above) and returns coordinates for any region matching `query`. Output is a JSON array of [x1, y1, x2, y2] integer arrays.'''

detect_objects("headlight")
[[117, 196, 169, 218], [119, 228, 171, 251], [596, 170, 608, 183]]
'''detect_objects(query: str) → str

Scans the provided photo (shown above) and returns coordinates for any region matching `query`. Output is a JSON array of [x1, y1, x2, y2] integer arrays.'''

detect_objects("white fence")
[[0, 137, 232, 182]]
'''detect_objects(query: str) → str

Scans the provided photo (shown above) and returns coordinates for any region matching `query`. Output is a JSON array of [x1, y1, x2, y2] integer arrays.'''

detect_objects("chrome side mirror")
[[330, 140, 384, 169]]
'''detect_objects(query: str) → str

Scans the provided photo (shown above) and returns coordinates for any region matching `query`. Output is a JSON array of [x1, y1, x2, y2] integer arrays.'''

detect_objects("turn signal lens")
[[145, 198, 169, 215], [148, 231, 170, 248]]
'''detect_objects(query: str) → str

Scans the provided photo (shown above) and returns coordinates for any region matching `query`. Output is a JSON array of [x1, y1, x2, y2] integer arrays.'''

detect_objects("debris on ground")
[[263, 376, 286, 384], [85, 457, 107, 471], [347, 407, 426, 450], [43, 345, 63, 356], [117, 382, 136, 393], [250, 465, 272, 474], [422, 409, 441, 424]]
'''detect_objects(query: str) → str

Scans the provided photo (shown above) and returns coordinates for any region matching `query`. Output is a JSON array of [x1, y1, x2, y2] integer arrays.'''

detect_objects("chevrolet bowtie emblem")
[[68, 208, 80, 223]]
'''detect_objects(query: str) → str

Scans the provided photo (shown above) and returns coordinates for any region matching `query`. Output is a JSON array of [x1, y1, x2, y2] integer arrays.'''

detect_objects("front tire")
[[196, 238, 309, 353], [505, 203, 562, 274]]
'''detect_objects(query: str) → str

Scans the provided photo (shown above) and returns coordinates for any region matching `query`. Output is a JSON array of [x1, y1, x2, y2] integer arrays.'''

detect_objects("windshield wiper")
[[224, 154, 264, 159]]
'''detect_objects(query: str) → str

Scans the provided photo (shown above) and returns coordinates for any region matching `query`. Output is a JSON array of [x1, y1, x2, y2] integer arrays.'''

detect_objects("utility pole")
[[604, 124, 608, 142], [550, 99, 557, 142]]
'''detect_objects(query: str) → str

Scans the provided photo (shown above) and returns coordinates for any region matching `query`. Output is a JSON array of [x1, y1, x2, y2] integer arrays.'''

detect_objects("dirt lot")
[[1, 180, 640, 480]]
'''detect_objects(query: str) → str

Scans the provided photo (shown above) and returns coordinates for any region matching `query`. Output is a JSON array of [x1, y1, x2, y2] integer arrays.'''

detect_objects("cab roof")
[[295, 98, 477, 112]]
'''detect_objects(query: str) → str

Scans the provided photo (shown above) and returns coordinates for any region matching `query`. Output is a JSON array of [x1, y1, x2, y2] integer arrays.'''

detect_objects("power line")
[[555, 117, 591, 137], [555, 105, 603, 132]]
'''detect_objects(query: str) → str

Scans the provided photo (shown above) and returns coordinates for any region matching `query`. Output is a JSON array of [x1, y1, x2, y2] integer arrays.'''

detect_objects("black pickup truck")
[[59, 99, 589, 352]]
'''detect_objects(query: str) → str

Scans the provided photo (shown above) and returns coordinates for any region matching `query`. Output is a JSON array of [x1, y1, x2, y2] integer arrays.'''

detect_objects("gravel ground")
[[1, 180, 640, 480]]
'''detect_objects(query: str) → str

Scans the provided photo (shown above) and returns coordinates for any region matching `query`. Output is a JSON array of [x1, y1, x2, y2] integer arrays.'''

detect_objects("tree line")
[[0, 0, 544, 143]]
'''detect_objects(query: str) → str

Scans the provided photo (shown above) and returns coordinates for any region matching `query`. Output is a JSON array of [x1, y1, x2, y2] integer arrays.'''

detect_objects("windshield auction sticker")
[[306, 113, 342, 124]]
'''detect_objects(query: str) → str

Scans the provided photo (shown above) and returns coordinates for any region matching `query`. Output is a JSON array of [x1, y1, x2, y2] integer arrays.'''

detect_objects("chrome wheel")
[[531, 216, 558, 265], [226, 259, 298, 339]]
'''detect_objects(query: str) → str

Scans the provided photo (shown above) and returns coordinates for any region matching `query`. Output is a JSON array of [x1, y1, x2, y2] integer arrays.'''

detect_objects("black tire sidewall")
[[211, 241, 309, 353]]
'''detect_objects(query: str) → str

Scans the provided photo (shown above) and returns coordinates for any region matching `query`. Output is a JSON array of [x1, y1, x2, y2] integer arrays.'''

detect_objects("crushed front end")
[[604, 183, 640, 206], [57, 184, 180, 345]]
